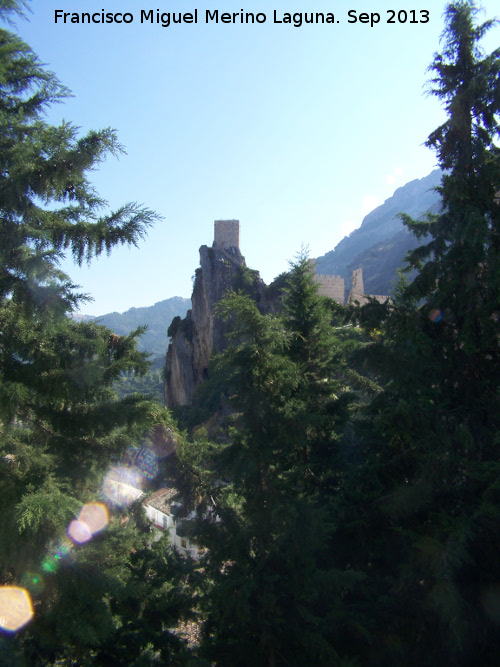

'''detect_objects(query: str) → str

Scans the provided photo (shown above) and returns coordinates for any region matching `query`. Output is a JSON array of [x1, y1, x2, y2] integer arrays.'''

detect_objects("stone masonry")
[[164, 223, 392, 407], [214, 220, 240, 249], [309, 259, 345, 305], [347, 267, 390, 305], [313, 265, 389, 306], [349, 268, 364, 303], [313, 273, 345, 305]]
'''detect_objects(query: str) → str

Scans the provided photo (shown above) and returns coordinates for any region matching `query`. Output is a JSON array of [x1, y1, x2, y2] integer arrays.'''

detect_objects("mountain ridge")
[[315, 169, 442, 297], [80, 297, 191, 357]]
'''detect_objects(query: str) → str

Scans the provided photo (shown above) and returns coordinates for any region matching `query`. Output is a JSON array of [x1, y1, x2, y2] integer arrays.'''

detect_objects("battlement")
[[315, 274, 344, 286], [313, 273, 345, 305], [214, 220, 240, 249]]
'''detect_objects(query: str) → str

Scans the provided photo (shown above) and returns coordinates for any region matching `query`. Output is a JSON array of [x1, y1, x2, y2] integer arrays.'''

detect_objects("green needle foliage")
[[402, 0, 500, 425], [346, 2, 500, 663], [0, 2, 189, 663], [179, 256, 368, 666]]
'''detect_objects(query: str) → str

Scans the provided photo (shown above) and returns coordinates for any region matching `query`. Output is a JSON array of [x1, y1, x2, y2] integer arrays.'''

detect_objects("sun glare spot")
[[0, 587, 34, 633], [68, 503, 109, 544], [102, 466, 145, 507], [20, 572, 44, 596], [67, 519, 92, 544], [79, 503, 109, 534], [41, 558, 55, 573], [134, 447, 159, 479], [149, 425, 178, 459]]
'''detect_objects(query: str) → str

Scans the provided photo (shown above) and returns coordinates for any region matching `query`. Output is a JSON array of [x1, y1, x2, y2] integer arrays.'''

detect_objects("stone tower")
[[347, 267, 389, 305], [214, 220, 240, 249], [349, 268, 365, 303]]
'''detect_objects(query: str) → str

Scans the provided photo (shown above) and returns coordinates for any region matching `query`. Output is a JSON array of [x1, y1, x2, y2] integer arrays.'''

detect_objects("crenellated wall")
[[313, 273, 345, 304]]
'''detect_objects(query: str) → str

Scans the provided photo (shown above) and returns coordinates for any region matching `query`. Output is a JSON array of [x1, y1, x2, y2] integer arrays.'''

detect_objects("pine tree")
[[280, 252, 361, 497], [180, 258, 367, 666], [0, 3, 190, 662], [402, 0, 500, 428], [344, 2, 500, 663]]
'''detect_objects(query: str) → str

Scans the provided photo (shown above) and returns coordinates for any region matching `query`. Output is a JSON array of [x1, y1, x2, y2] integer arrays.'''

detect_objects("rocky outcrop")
[[164, 244, 270, 407]]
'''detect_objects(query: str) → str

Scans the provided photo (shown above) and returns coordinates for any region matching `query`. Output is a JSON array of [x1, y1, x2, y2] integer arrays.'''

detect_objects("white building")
[[143, 487, 201, 559]]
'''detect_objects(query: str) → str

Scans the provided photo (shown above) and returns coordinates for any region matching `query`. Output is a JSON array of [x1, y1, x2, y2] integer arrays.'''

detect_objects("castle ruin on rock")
[[311, 262, 389, 306], [165, 220, 262, 408], [164, 221, 389, 407]]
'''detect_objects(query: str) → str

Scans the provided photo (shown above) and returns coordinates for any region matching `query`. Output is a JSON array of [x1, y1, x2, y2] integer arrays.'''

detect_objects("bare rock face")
[[164, 244, 254, 407]]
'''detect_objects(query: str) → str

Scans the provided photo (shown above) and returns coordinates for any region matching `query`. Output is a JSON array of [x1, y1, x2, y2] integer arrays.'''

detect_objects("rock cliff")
[[164, 244, 270, 407]]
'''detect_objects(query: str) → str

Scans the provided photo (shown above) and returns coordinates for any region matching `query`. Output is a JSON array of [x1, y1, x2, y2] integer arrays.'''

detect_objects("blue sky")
[[8, 1, 499, 315]]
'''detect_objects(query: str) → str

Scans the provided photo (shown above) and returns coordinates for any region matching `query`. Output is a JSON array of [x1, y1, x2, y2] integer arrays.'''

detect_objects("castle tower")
[[348, 267, 390, 305], [349, 268, 365, 303], [214, 220, 240, 249]]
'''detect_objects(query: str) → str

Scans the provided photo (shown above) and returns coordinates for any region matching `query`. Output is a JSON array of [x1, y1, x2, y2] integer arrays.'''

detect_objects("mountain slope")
[[315, 170, 442, 296], [89, 297, 191, 357]]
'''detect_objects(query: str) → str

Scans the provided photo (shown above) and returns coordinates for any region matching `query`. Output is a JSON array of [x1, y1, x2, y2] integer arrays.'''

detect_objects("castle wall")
[[214, 220, 240, 249], [313, 273, 345, 305]]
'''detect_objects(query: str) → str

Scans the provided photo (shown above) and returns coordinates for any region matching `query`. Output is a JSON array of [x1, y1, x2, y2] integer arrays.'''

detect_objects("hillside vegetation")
[[89, 297, 191, 356]]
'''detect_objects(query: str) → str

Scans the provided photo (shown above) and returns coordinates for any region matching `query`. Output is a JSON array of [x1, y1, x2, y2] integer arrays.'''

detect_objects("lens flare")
[[429, 308, 443, 323], [135, 447, 159, 479], [125, 446, 159, 480], [0, 587, 33, 633], [79, 503, 108, 534], [102, 466, 144, 507], [41, 556, 57, 573], [68, 504, 108, 544], [54, 542, 72, 563], [124, 446, 140, 466], [67, 519, 92, 544], [20, 572, 45, 595], [149, 425, 178, 459], [42, 540, 73, 572]]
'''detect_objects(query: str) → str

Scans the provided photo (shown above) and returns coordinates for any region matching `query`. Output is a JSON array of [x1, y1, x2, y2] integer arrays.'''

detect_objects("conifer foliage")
[[0, 2, 189, 663], [180, 4, 500, 663], [347, 2, 500, 663], [402, 0, 500, 423], [178, 256, 367, 666]]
